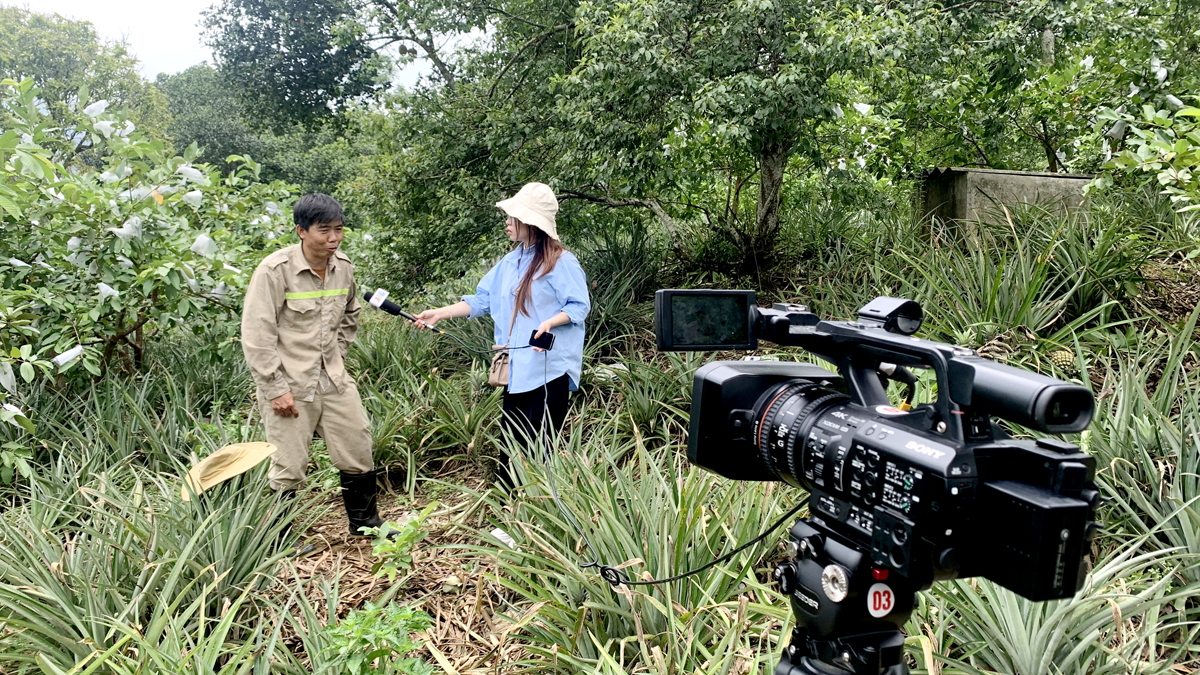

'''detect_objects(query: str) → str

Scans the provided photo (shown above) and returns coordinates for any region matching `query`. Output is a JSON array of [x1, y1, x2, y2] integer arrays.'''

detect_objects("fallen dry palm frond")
[[274, 463, 540, 673]]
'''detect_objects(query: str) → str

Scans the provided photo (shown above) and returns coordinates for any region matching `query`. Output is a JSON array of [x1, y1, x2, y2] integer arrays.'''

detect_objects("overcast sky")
[[19, 0, 214, 79], [13, 0, 432, 86]]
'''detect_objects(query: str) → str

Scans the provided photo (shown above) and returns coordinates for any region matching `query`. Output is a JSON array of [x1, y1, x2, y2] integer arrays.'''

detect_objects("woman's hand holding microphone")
[[412, 304, 567, 352], [413, 301, 471, 331], [412, 308, 446, 330]]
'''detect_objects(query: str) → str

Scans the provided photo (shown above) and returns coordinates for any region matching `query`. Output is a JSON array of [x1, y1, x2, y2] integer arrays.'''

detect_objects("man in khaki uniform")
[[241, 193, 386, 539]]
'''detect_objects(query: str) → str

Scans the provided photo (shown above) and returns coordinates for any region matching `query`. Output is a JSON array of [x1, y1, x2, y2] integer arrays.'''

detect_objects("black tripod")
[[773, 519, 918, 675]]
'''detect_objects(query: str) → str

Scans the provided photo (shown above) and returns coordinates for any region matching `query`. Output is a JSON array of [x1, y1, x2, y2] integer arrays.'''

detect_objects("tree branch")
[[416, 28, 457, 90], [488, 24, 573, 99], [466, 3, 548, 30], [925, 115, 993, 168], [186, 289, 237, 312], [557, 189, 681, 244], [939, 0, 1018, 12]]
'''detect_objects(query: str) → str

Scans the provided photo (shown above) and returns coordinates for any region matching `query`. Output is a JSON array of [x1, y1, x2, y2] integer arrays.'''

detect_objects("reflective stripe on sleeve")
[[285, 289, 349, 299]]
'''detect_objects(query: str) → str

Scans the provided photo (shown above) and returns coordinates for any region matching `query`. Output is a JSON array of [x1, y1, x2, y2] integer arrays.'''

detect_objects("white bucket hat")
[[496, 183, 559, 240]]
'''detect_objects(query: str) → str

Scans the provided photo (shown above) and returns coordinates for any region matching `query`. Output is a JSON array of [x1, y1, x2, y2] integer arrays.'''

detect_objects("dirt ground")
[[278, 464, 537, 674], [1139, 259, 1200, 324]]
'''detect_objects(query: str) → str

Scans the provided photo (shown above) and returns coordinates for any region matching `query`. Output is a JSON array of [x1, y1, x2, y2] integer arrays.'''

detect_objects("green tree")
[[156, 63, 366, 196], [202, 0, 500, 126], [337, 0, 585, 288], [0, 78, 295, 379], [345, 0, 896, 286], [875, 0, 1200, 175], [1099, 102, 1200, 213], [556, 0, 889, 277], [0, 6, 169, 151], [202, 0, 393, 126], [155, 64, 266, 173]]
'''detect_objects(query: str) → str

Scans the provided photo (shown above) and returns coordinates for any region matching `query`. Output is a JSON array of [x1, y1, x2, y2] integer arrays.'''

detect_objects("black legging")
[[498, 373, 570, 489]]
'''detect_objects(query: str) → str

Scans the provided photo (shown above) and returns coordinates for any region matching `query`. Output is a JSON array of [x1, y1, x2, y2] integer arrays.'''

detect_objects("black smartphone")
[[529, 329, 555, 350]]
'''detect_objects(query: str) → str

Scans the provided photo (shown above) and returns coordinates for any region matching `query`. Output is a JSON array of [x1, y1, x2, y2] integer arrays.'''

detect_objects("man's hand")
[[271, 392, 300, 418]]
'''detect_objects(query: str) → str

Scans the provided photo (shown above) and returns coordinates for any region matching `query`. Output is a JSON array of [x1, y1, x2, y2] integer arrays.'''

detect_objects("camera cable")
[[580, 498, 810, 587], [530, 392, 810, 587]]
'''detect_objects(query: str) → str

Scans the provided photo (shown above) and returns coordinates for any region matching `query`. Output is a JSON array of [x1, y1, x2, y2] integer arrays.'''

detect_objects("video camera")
[[655, 290, 1101, 675]]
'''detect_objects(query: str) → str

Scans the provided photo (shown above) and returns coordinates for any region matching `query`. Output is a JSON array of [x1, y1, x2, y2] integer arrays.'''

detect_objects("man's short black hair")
[[293, 194, 344, 230]]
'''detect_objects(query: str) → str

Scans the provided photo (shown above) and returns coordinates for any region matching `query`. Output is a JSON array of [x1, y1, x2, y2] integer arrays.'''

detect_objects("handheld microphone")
[[365, 289, 443, 333]]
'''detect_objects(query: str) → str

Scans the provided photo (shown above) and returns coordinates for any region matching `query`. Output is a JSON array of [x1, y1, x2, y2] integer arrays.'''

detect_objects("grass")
[[1, 187, 1197, 673], [0, 454, 307, 674], [465, 427, 794, 672], [917, 543, 1196, 675]]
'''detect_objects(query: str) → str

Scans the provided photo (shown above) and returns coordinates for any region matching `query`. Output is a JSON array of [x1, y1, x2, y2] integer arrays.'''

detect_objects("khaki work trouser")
[[260, 370, 373, 490]]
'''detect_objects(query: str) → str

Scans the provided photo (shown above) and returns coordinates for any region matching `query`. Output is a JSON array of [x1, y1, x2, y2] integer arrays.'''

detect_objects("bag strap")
[[503, 253, 528, 348], [502, 303, 518, 348]]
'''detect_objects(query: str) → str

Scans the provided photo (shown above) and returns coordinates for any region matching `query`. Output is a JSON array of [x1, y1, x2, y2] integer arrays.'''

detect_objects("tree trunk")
[[1040, 118, 1060, 173], [751, 137, 790, 281]]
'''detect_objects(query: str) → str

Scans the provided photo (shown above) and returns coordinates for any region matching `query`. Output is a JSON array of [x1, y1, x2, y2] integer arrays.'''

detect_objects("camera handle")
[[759, 303, 1094, 439], [762, 315, 973, 444], [773, 518, 918, 675]]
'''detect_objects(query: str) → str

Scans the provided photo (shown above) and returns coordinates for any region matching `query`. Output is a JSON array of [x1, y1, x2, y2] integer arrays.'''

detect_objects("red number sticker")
[[867, 583, 894, 617]]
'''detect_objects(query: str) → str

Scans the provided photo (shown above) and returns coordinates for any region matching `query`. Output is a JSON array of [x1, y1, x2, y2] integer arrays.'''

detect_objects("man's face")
[[297, 220, 344, 262]]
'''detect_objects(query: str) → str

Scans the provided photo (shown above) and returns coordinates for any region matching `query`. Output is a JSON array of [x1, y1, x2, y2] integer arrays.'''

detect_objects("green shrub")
[[915, 542, 1196, 675], [322, 602, 433, 675], [0, 453, 310, 673]]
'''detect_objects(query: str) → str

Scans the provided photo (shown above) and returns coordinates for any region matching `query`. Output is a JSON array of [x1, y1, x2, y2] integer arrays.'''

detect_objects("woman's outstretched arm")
[[414, 301, 471, 329]]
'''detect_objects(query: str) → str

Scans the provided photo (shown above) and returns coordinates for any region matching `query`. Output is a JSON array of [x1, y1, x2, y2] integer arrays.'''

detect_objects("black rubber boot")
[[275, 489, 317, 557], [339, 470, 390, 537]]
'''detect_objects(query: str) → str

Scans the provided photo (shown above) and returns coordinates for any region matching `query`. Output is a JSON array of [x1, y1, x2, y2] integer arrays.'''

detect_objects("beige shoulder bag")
[[488, 309, 519, 387]]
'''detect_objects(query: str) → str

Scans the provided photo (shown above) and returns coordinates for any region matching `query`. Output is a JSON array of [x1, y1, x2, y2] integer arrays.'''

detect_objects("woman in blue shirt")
[[415, 183, 590, 489]]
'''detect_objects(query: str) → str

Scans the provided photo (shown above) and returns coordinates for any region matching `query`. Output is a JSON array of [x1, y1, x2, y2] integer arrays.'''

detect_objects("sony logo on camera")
[[904, 440, 946, 460]]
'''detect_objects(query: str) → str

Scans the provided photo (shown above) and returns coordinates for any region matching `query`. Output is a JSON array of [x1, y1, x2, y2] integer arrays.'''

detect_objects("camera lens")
[[754, 381, 848, 487]]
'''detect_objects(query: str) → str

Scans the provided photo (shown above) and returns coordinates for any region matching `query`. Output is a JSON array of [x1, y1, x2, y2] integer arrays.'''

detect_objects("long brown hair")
[[514, 221, 564, 317]]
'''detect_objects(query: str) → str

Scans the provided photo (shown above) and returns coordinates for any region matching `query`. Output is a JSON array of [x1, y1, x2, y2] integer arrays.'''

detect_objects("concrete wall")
[[921, 168, 1094, 230]]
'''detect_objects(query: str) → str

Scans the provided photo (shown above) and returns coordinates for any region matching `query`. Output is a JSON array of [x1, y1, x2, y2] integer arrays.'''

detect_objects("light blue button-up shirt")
[[461, 246, 590, 394]]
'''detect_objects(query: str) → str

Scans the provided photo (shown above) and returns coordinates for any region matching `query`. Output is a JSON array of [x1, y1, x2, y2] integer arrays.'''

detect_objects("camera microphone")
[[364, 288, 443, 333]]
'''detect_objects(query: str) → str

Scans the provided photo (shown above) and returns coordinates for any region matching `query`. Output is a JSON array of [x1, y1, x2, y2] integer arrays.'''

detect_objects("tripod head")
[[774, 519, 913, 675]]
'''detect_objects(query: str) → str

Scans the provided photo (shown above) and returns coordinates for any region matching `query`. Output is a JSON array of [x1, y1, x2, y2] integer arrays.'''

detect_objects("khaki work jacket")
[[241, 243, 361, 402]]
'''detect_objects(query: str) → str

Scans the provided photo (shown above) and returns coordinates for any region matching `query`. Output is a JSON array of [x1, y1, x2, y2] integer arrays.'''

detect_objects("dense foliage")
[[0, 77, 295, 481], [1, 2, 1199, 674], [200, 0, 1200, 286], [0, 7, 170, 149], [201, 0, 389, 127], [155, 63, 368, 196]]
